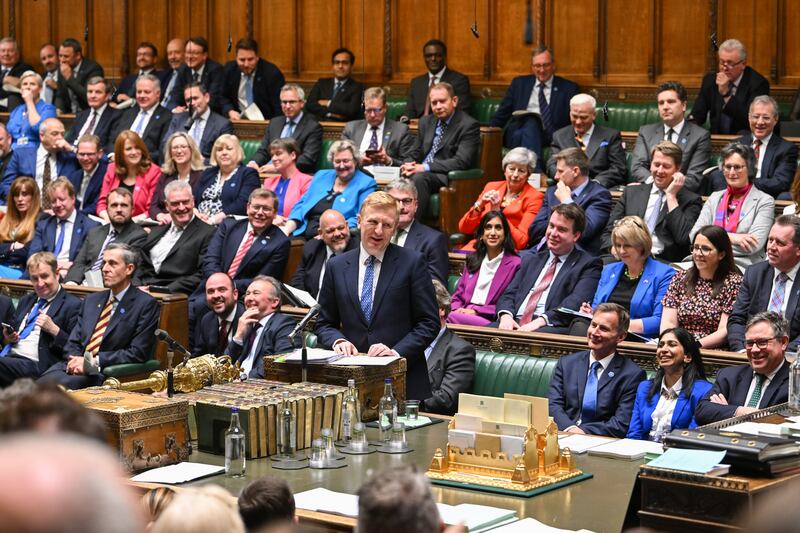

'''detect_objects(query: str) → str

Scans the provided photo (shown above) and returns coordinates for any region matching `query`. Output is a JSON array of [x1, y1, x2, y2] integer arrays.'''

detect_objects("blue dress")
[[7, 99, 57, 149]]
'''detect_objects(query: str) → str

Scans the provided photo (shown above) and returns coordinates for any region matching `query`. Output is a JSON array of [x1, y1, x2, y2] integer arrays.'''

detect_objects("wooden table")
[[178, 419, 642, 533]]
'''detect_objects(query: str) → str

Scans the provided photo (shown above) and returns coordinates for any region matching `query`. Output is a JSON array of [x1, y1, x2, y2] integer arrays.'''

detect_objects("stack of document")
[[281, 348, 342, 364], [586, 438, 664, 460], [129, 462, 225, 484], [647, 448, 730, 476], [331, 355, 400, 366], [558, 434, 616, 454], [726, 421, 800, 437], [488, 517, 595, 532], [294, 488, 359, 517]]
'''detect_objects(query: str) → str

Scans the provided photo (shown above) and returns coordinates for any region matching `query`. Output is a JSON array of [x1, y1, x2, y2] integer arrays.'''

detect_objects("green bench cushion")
[[104, 359, 161, 378], [472, 351, 558, 398]]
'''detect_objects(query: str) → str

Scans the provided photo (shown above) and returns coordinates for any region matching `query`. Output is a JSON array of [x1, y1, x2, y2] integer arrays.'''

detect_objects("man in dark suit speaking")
[[163, 82, 233, 160], [548, 303, 646, 437], [315, 191, 440, 401]]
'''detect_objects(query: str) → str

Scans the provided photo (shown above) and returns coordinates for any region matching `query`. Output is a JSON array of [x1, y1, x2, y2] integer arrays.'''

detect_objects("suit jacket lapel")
[[576, 352, 590, 406], [585, 129, 603, 159], [730, 366, 752, 406], [672, 392, 691, 426], [597, 353, 623, 391], [343, 253, 364, 323], [762, 135, 779, 177], [162, 218, 198, 262], [84, 290, 111, 344], [427, 328, 450, 373], [545, 248, 578, 306], [241, 226, 276, 271], [103, 288, 135, 340], [519, 252, 549, 308], [371, 246, 398, 319], [224, 222, 249, 270], [486, 255, 517, 304], [762, 363, 789, 406]]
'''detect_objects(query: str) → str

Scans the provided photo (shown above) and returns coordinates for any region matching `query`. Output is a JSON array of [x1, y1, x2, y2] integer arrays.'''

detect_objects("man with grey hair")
[[386, 178, 448, 283], [107, 74, 171, 163], [38, 242, 160, 389], [0, 434, 146, 533], [548, 93, 627, 189], [248, 83, 323, 174], [689, 38, 770, 134], [0, 37, 34, 112], [342, 86, 418, 166], [357, 465, 443, 533], [708, 95, 798, 198], [422, 280, 475, 415], [696, 311, 789, 425], [490, 46, 579, 166]]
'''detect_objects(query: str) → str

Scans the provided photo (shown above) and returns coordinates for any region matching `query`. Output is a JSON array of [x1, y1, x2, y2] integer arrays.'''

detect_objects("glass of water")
[[405, 400, 420, 421]]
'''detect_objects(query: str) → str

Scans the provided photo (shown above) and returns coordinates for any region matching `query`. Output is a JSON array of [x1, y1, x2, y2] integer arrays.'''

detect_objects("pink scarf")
[[714, 183, 752, 233]]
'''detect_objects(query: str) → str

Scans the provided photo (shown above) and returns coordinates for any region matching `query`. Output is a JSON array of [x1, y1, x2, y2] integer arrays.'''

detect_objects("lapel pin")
[[77, 228, 82, 234], [261, 239, 267, 245], [119, 308, 125, 315], [608, 371, 615, 378]]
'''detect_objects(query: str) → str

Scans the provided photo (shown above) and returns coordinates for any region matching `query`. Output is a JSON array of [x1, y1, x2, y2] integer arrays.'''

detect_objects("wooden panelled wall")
[[1, 0, 798, 99]]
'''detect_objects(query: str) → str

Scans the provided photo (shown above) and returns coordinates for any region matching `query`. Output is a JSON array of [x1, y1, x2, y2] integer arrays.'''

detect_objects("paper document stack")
[[586, 438, 664, 460]]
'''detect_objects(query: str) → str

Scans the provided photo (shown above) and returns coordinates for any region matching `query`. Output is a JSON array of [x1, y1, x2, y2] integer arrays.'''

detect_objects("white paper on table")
[[129, 462, 225, 484], [726, 421, 792, 436], [489, 517, 595, 533], [330, 355, 400, 366], [558, 434, 616, 454], [283, 348, 341, 363], [365, 165, 401, 185], [242, 102, 265, 120], [283, 284, 317, 308], [587, 438, 664, 460], [436, 503, 517, 532], [293, 488, 359, 517]]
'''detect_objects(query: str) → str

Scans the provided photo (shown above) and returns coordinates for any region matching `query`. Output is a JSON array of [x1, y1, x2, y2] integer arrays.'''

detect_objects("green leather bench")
[[240, 139, 335, 171], [472, 351, 558, 398]]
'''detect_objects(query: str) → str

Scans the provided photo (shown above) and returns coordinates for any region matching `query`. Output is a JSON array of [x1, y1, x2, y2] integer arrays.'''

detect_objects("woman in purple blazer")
[[448, 211, 521, 326]]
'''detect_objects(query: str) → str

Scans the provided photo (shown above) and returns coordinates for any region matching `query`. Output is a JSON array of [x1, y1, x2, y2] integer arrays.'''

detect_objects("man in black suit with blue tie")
[[0, 252, 82, 386], [499, 203, 602, 334], [227, 276, 295, 379], [315, 191, 440, 401], [219, 38, 285, 121], [107, 74, 171, 163], [29, 178, 100, 279], [38, 243, 160, 389], [306, 48, 364, 122], [548, 303, 646, 437], [163, 82, 233, 160], [491, 46, 579, 167], [65, 77, 119, 150]]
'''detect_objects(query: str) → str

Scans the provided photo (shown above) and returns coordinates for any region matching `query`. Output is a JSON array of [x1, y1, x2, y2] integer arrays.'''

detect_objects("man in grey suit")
[[342, 86, 418, 167], [247, 83, 323, 175], [631, 81, 711, 193], [547, 93, 627, 189], [421, 280, 475, 415], [163, 82, 233, 160], [64, 187, 147, 285]]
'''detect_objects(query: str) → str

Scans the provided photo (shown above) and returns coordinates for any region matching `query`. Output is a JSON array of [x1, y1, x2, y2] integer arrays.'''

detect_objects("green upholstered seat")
[[599, 102, 659, 133], [470, 98, 502, 125], [241, 139, 260, 163], [472, 351, 558, 398], [103, 359, 161, 378], [386, 97, 406, 121], [447, 275, 460, 295], [317, 139, 334, 170]]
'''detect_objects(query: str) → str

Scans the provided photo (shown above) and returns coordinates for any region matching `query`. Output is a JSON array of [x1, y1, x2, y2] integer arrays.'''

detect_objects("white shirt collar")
[[589, 351, 616, 370], [776, 261, 800, 282], [359, 243, 387, 265]]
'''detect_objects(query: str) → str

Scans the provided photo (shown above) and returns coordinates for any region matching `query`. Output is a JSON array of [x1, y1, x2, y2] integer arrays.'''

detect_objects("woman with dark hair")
[[661, 225, 742, 348], [261, 138, 312, 228], [627, 327, 712, 441], [0, 177, 41, 278], [447, 211, 521, 326], [96, 130, 162, 222], [690, 142, 774, 268]]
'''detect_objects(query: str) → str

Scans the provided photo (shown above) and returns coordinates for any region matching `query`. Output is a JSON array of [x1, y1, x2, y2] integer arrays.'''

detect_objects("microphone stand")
[[166, 349, 174, 398]]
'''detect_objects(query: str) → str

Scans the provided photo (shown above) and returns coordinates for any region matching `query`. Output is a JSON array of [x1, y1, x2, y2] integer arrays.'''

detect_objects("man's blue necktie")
[[0, 298, 46, 357], [54, 220, 67, 257], [360, 256, 375, 322], [581, 360, 602, 424], [538, 83, 553, 135], [244, 75, 254, 106]]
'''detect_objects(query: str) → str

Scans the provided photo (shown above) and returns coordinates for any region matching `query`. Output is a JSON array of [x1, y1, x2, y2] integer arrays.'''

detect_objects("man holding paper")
[[548, 303, 646, 437], [315, 191, 440, 401]]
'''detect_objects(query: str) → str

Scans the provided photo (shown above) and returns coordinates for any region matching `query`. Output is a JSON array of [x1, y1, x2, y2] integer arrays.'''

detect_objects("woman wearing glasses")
[[689, 142, 774, 268], [627, 327, 712, 441], [661, 225, 742, 348], [572, 216, 675, 339]]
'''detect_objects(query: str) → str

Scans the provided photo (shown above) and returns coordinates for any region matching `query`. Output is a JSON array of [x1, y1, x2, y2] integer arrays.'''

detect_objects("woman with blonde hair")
[[0, 177, 41, 278], [150, 132, 206, 223]]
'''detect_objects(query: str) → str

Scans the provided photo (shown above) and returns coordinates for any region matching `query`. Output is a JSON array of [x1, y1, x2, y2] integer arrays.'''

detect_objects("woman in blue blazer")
[[576, 216, 675, 339], [284, 139, 377, 238], [627, 327, 713, 441], [193, 134, 261, 224]]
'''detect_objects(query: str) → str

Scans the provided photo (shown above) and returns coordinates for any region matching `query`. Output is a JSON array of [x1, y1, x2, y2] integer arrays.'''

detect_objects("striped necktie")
[[86, 296, 115, 355]]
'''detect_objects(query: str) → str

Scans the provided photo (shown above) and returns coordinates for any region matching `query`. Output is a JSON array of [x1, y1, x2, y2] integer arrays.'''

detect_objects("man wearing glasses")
[[695, 311, 789, 424], [728, 216, 800, 352], [689, 38, 769, 134], [342, 86, 418, 167]]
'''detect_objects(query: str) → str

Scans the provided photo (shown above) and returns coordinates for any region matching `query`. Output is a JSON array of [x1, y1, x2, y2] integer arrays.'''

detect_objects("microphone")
[[183, 100, 196, 131], [288, 304, 321, 342], [154, 329, 190, 357]]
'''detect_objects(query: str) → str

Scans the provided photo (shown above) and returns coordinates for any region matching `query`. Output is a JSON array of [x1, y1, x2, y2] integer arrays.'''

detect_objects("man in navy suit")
[[247, 84, 323, 175], [401, 39, 471, 120], [708, 96, 798, 199], [528, 147, 612, 255], [0, 37, 34, 112], [499, 203, 602, 334], [0, 252, 81, 386], [400, 82, 481, 221], [29, 178, 100, 279], [289, 209, 358, 298], [192, 272, 244, 357], [548, 303, 646, 437], [159, 38, 185, 110], [163, 82, 233, 159], [54, 38, 104, 114], [65, 77, 119, 150], [111, 42, 167, 105], [227, 276, 295, 379], [1, 118, 80, 201], [173, 36, 223, 114], [38, 243, 160, 389], [64, 134, 107, 215], [306, 48, 364, 122], [547, 93, 628, 189], [315, 191, 440, 401], [219, 38, 285, 121], [490, 46, 579, 167], [728, 216, 800, 351], [387, 179, 448, 283], [696, 311, 789, 425], [689, 38, 770, 135], [107, 74, 171, 163]]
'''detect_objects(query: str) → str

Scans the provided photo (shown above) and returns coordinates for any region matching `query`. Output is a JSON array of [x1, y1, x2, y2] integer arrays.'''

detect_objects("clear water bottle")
[[225, 407, 246, 477], [790, 349, 800, 410], [341, 379, 361, 441], [278, 391, 296, 456], [378, 378, 398, 442]]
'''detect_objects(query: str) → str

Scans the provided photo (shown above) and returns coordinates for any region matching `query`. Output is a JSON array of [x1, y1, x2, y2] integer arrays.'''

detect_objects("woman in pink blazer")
[[261, 138, 312, 228], [448, 211, 522, 326]]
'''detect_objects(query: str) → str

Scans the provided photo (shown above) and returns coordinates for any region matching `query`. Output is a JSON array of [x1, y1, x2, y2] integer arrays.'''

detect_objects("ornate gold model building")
[[427, 393, 584, 492], [103, 354, 240, 393]]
